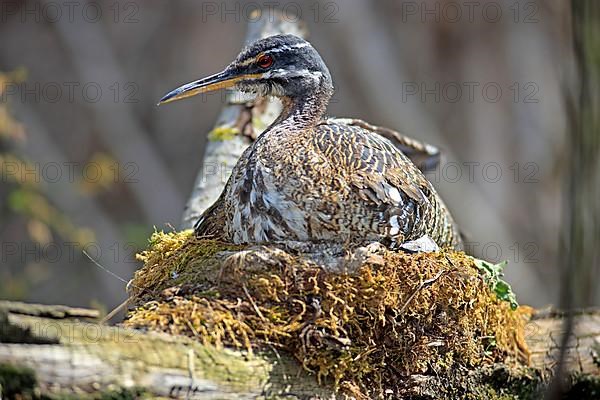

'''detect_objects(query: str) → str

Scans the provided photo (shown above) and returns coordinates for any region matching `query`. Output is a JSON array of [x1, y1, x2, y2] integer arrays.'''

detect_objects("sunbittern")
[[159, 34, 462, 250]]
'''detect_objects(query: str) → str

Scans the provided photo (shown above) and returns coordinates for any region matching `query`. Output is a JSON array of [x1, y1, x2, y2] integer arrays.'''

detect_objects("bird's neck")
[[272, 83, 333, 133]]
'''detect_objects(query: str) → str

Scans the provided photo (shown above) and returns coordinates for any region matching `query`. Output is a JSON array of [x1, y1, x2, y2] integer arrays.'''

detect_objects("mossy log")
[[0, 233, 598, 399], [1, 282, 599, 399]]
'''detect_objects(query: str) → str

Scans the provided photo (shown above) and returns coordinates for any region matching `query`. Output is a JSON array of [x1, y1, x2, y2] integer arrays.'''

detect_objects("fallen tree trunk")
[[0, 301, 333, 399], [0, 301, 598, 399]]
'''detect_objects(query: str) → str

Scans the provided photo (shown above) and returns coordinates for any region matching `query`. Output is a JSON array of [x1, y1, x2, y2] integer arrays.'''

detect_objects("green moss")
[[468, 370, 600, 400], [207, 125, 239, 141], [0, 309, 56, 344], [0, 361, 150, 399], [0, 363, 37, 399], [125, 231, 531, 398], [467, 365, 544, 400], [41, 388, 149, 400], [130, 230, 241, 300], [564, 374, 600, 399]]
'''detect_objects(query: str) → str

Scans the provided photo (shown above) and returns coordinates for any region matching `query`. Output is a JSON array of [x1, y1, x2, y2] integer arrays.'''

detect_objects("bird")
[[159, 34, 462, 250]]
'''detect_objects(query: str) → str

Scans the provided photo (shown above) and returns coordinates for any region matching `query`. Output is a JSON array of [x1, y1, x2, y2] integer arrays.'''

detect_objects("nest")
[[124, 230, 530, 397]]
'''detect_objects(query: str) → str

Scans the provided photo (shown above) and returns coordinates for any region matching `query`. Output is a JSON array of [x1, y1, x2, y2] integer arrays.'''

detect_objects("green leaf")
[[473, 258, 519, 310]]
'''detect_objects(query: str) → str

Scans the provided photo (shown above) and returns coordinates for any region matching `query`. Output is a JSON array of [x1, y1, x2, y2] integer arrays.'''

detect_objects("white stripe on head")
[[262, 68, 323, 80], [267, 42, 311, 53]]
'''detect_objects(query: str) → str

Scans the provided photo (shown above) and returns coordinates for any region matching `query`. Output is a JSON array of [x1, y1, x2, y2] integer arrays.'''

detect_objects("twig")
[[83, 249, 145, 324], [83, 249, 131, 287], [100, 298, 129, 325], [243, 284, 266, 322], [398, 269, 449, 314]]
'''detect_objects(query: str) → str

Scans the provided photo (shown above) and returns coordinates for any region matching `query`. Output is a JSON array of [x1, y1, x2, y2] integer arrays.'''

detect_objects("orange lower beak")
[[158, 71, 262, 105]]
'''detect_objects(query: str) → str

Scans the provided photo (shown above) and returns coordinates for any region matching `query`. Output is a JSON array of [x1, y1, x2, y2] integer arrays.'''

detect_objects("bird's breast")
[[225, 140, 355, 243]]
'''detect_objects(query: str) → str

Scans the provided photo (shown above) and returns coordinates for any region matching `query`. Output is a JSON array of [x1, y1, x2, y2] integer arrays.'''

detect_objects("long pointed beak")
[[157, 70, 261, 105]]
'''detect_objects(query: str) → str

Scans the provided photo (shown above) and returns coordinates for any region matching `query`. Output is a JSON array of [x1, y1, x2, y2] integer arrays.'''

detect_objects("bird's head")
[[158, 34, 332, 105]]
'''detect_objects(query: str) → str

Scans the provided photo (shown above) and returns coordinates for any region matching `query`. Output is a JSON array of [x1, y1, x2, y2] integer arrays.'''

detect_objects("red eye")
[[257, 54, 273, 69]]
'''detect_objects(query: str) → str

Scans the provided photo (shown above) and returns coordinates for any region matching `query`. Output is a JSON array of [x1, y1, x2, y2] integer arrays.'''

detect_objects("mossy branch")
[[1, 295, 599, 399], [1, 234, 598, 399]]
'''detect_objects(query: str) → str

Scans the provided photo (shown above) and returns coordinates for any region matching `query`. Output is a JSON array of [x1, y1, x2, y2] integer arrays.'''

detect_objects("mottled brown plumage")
[[160, 35, 462, 250]]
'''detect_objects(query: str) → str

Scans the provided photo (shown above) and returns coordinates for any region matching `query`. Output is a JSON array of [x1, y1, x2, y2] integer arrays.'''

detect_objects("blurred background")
[[0, 0, 589, 311]]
